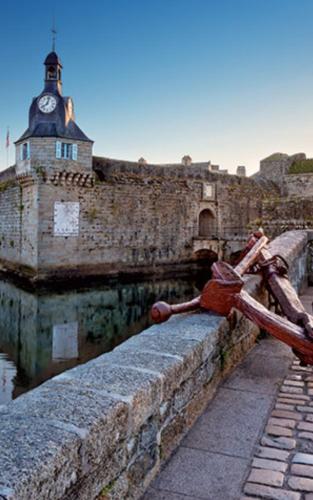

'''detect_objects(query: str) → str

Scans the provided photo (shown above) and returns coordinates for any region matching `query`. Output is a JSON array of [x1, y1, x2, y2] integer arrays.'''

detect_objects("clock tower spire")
[[15, 48, 93, 175], [52, 18, 56, 52]]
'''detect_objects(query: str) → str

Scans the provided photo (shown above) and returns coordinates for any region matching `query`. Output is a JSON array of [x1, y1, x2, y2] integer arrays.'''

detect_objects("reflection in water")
[[0, 270, 211, 402], [0, 354, 17, 405], [52, 322, 79, 361]]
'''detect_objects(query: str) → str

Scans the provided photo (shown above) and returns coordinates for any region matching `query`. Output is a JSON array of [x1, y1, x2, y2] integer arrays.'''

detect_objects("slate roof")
[[44, 51, 62, 67], [16, 120, 93, 143]]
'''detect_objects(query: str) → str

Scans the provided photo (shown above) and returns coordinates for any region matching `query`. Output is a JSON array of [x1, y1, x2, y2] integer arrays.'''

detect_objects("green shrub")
[[289, 159, 313, 174]]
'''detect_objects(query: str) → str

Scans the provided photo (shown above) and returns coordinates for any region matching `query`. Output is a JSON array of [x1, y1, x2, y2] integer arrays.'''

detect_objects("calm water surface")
[[0, 273, 209, 403]]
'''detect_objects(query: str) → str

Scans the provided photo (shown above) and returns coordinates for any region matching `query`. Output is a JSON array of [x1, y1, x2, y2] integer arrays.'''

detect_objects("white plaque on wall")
[[203, 183, 214, 200], [52, 322, 79, 361], [54, 202, 80, 236]]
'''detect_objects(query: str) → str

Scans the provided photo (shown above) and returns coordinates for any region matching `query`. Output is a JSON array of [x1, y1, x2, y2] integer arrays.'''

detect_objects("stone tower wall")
[[259, 153, 306, 187], [0, 177, 39, 272], [15, 137, 93, 176]]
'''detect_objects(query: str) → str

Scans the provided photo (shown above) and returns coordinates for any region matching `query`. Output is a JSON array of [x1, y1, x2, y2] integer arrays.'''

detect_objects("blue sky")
[[1, 0, 313, 174]]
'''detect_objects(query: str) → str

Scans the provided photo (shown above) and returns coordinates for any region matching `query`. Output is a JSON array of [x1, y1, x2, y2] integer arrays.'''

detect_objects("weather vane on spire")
[[52, 17, 57, 52]]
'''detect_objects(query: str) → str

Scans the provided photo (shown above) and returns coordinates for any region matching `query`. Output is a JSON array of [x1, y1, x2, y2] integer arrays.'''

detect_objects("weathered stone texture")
[[285, 173, 313, 198], [0, 156, 272, 281], [35, 160, 267, 279], [0, 179, 38, 270], [16, 137, 93, 175], [259, 152, 306, 188], [263, 196, 313, 234]]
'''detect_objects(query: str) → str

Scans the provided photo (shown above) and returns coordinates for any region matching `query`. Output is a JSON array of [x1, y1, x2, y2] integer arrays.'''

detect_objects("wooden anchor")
[[151, 232, 313, 366]]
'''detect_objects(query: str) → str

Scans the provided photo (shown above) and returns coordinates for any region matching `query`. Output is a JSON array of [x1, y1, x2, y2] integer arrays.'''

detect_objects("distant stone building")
[[0, 50, 296, 284], [258, 152, 306, 189], [181, 155, 192, 166], [236, 166, 246, 177], [254, 153, 313, 237]]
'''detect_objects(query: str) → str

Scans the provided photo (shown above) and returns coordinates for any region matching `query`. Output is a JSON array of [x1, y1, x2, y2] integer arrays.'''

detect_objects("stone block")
[[0, 417, 82, 499], [268, 417, 296, 429], [106, 348, 185, 401], [261, 436, 296, 450], [293, 453, 313, 465], [247, 468, 284, 486], [53, 358, 162, 432], [265, 424, 294, 437], [159, 413, 186, 461], [288, 476, 313, 491], [244, 482, 301, 500], [299, 422, 313, 432], [271, 410, 302, 420], [256, 446, 290, 461], [299, 432, 313, 441], [291, 464, 313, 478], [252, 457, 288, 472]]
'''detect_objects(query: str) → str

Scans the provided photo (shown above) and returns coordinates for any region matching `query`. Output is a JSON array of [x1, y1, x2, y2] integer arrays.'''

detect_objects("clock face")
[[38, 95, 57, 113]]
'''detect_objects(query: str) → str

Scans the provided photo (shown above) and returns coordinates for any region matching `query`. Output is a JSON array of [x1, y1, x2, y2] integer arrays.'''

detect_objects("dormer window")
[[19, 142, 30, 161], [56, 141, 78, 161]]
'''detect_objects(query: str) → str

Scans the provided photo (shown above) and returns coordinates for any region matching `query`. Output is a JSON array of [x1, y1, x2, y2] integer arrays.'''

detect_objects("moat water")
[[0, 271, 210, 403]]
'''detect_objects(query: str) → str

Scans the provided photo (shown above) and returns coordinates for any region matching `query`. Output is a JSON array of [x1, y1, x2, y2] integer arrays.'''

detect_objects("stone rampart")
[[0, 158, 273, 283], [284, 172, 313, 198], [262, 196, 313, 239], [0, 230, 309, 500], [34, 159, 268, 281]]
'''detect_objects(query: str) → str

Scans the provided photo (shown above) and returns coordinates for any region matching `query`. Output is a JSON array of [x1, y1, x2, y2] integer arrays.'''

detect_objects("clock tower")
[[15, 50, 93, 175]]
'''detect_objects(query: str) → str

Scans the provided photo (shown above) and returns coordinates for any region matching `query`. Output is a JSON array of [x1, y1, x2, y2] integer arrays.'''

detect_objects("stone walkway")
[[143, 288, 313, 500]]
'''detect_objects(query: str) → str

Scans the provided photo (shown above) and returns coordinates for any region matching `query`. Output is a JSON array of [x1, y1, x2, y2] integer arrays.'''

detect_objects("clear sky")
[[1, 0, 313, 175]]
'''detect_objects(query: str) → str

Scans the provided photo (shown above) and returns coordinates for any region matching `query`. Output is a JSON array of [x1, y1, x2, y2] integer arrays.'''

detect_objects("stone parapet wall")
[[0, 230, 309, 500], [0, 166, 16, 183], [262, 197, 313, 239], [284, 172, 313, 198]]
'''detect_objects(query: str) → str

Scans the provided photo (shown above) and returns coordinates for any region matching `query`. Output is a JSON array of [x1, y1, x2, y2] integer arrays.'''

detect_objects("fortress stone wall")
[[0, 176, 39, 273], [284, 172, 313, 198], [257, 152, 313, 237], [0, 158, 273, 283], [3, 147, 313, 284]]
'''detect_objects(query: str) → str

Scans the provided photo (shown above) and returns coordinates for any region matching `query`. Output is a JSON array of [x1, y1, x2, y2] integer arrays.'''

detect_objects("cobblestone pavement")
[[144, 288, 313, 500]]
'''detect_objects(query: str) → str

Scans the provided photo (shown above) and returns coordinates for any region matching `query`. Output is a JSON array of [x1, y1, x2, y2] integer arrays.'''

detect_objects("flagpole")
[[6, 127, 10, 169]]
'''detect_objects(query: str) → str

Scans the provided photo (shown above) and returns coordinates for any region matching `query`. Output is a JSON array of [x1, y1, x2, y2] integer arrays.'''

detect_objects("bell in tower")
[[44, 51, 63, 95]]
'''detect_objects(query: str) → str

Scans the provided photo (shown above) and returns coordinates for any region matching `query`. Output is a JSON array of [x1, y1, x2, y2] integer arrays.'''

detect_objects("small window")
[[56, 141, 78, 161], [20, 142, 30, 161], [61, 143, 72, 159]]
